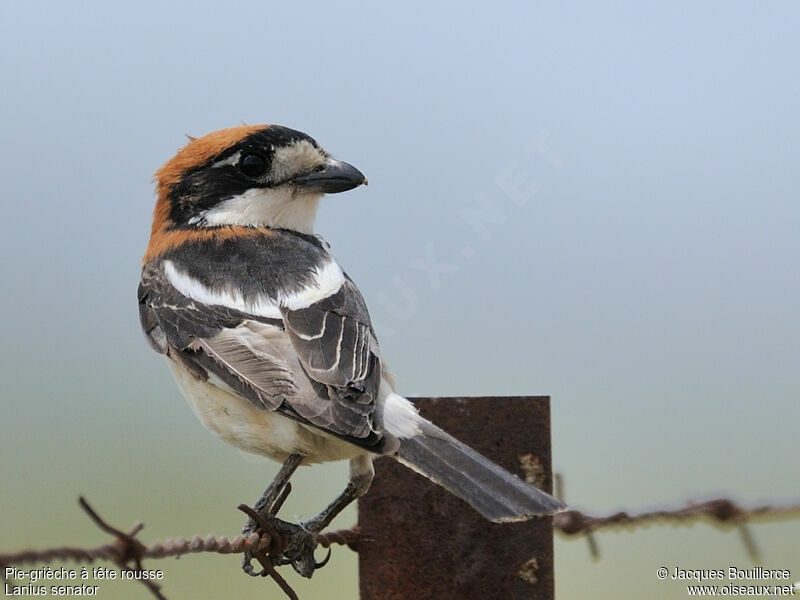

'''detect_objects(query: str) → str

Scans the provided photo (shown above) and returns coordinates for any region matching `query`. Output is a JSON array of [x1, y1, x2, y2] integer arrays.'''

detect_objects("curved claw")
[[284, 542, 331, 578], [285, 533, 318, 578], [314, 546, 332, 569], [241, 552, 266, 577]]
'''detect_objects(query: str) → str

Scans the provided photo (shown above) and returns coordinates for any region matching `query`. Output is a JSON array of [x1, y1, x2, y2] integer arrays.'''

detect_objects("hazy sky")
[[1, 2, 798, 598]]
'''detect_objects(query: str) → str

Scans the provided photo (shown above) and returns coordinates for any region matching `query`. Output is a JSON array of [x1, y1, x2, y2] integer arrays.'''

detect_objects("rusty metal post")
[[358, 396, 555, 600]]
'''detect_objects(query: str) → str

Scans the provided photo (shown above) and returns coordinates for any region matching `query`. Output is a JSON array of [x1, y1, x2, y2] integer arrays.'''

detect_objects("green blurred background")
[[1, 2, 798, 598]]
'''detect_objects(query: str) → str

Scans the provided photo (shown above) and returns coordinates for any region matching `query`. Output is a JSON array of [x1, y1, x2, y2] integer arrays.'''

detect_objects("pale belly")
[[166, 359, 366, 464]]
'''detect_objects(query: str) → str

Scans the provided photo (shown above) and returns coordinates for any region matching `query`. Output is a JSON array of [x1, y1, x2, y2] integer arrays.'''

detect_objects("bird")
[[138, 124, 565, 575]]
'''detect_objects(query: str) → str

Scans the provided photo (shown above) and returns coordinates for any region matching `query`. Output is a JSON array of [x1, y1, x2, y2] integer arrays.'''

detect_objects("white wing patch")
[[279, 260, 345, 309], [163, 260, 282, 318], [163, 259, 345, 318]]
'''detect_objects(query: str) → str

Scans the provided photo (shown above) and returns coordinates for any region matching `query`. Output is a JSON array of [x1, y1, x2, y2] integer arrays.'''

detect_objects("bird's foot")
[[239, 504, 331, 579], [271, 520, 332, 578]]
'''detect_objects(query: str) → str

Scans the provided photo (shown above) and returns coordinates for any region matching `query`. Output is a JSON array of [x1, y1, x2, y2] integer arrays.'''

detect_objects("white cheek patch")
[[200, 187, 292, 225], [163, 259, 345, 317], [198, 187, 321, 233]]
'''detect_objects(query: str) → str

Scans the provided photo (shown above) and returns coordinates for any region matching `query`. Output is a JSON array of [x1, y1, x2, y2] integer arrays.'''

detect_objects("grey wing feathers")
[[192, 323, 298, 409], [281, 279, 381, 439], [139, 262, 385, 448], [282, 309, 373, 386], [138, 261, 294, 411]]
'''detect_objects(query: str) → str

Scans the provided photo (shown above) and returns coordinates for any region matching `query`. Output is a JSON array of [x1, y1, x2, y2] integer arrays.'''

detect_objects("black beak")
[[292, 159, 367, 194]]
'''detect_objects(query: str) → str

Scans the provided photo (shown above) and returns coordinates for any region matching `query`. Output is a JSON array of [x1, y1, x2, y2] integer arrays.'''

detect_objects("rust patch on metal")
[[358, 396, 555, 600], [518, 453, 546, 488], [516, 556, 540, 584]]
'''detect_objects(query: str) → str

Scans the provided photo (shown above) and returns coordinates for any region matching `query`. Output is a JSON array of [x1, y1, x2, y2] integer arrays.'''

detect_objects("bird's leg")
[[241, 453, 304, 576], [274, 456, 375, 578], [250, 453, 304, 522], [304, 455, 375, 533]]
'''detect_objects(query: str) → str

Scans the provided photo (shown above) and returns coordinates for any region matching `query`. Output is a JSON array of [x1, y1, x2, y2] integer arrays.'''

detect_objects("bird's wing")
[[138, 258, 383, 447], [280, 276, 382, 438], [138, 260, 297, 408]]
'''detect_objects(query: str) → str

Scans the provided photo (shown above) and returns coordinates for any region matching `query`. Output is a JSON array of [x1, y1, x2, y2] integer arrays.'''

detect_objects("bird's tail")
[[394, 420, 566, 522]]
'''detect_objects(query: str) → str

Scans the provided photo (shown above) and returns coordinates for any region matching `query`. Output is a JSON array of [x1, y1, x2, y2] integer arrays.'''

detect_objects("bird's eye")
[[238, 153, 267, 178]]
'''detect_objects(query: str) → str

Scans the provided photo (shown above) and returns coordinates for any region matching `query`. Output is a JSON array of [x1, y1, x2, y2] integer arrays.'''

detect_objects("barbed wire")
[[553, 498, 800, 561], [1, 495, 798, 600], [551, 474, 800, 561], [0, 498, 357, 600]]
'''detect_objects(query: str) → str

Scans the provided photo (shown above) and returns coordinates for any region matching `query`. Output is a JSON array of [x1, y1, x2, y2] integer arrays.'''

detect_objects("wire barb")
[[76, 497, 166, 600]]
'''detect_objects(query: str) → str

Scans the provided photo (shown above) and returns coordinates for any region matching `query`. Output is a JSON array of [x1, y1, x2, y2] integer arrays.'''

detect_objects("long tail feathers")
[[394, 420, 566, 522]]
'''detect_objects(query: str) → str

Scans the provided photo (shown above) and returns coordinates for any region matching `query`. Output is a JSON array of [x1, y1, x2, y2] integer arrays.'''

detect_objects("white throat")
[[195, 188, 322, 233]]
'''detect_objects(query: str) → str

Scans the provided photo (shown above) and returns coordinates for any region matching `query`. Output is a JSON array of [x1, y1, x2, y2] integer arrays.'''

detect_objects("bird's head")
[[151, 124, 366, 235]]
